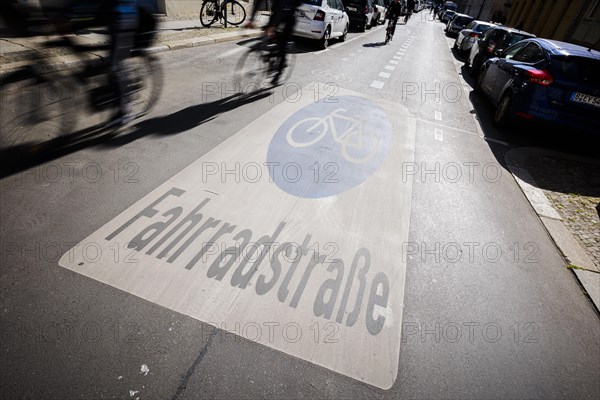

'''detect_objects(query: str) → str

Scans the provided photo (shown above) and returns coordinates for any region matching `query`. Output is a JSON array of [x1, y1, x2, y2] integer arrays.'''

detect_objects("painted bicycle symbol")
[[286, 108, 380, 164], [311, 69, 352, 82]]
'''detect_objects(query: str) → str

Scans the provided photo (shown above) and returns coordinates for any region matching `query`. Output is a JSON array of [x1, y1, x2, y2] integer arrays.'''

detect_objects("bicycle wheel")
[[0, 68, 77, 152], [200, 1, 218, 27], [124, 53, 163, 119], [287, 117, 328, 147], [223, 1, 246, 26], [341, 131, 379, 164], [234, 43, 267, 93]]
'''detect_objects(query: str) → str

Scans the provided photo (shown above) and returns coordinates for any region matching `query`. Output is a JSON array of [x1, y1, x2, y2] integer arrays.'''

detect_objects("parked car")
[[341, 0, 376, 31], [475, 38, 600, 133], [454, 20, 495, 54], [442, 1, 457, 12], [440, 10, 456, 23], [445, 13, 474, 36], [468, 26, 535, 76], [295, 0, 350, 49], [372, 0, 386, 26]]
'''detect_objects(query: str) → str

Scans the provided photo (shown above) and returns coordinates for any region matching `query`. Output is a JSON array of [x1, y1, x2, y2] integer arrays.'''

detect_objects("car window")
[[512, 42, 545, 63], [481, 28, 494, 42], [503, 33, 532, 47], [503, 41, 528, 60], [466, 21, 476, 29], [338, 0, 346, 10], [551, 56, 600, 86], [327, 0, 336, 8], [476, 24, 492, 33], [304, 0, 322, 5]]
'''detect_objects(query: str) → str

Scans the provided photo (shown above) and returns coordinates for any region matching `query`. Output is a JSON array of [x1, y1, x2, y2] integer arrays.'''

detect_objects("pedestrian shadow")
[[362, 42, 387, 47]]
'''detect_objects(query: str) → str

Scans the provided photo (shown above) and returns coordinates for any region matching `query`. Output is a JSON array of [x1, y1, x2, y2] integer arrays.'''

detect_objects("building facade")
[[506, 0, 600, 49], [455, 0, 511, 23]]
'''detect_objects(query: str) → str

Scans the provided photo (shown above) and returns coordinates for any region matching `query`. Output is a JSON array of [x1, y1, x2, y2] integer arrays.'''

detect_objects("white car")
[[294, 0, 350, 49], [454, 20, 494, 54]]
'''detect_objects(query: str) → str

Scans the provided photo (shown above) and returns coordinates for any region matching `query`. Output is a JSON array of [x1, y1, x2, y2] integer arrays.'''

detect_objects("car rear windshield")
[[551, 56, 600, 86], [475, 24, 492, 33], [303, 0, 322, 5], [502, 33, 532, 47], [342, 0, 367, 6], [456, 16, 473, 24]]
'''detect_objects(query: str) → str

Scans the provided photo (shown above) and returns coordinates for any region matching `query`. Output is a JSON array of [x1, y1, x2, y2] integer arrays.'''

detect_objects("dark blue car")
[[475, 38, 600, 133]]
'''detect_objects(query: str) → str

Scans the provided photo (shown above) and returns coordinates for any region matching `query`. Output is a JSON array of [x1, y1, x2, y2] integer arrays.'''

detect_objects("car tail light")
[[469, 32, 480, 37], [314, 10, 325, 21], [487, 41, 496, 53], [363, 6, 369, 14], [526, 69, 554, 86]]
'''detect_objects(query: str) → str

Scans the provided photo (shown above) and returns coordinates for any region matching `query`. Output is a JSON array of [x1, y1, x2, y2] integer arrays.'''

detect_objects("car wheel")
[[470, 55, 482, 77], [339, 24, 348, 42], [494, 92, 514, 128], [320, 27, 331, 49], [359, 22, 366, 32]]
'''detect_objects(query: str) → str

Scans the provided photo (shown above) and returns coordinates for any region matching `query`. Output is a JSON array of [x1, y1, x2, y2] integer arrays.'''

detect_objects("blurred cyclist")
[[107, 0, 140, 127], [245, 0, 301, 85], [64, 0, 140, 127]]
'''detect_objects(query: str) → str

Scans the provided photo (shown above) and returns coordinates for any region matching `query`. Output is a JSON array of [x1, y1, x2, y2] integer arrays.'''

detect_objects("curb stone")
[[505, 147, 600, 312]]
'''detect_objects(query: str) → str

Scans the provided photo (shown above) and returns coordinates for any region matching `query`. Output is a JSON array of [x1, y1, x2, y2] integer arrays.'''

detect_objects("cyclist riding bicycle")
[[385, 0, 403, 40], [246, 0, 301, 85], [61, 1, 140, 127]]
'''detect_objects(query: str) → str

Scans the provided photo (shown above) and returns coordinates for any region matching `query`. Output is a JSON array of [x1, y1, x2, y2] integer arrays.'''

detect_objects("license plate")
[[347, 6, 357, 11], [571, 92, 600, 108]]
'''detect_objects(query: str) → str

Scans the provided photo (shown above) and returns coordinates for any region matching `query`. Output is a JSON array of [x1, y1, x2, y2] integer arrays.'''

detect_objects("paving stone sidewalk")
[[1, 11, 269, 67], [525, 154, 600, 270]]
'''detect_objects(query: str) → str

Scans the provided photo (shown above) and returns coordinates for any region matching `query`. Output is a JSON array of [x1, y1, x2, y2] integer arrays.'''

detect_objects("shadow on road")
[[0, 89, 272, 179]]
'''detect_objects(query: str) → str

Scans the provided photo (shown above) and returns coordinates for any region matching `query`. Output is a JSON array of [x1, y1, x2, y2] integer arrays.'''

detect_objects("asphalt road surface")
[[1, 14, 599, 399]]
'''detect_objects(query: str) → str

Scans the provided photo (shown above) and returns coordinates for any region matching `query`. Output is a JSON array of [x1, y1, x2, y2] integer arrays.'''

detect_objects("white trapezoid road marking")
[[370, 80, 385, 89], [59, 84, 415, 390]]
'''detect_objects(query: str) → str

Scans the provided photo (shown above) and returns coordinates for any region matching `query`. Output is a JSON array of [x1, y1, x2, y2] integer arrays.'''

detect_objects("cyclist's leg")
[[274, 12, 295, 83], [109, 14, 138, 124], [391, 17, 397, 36]]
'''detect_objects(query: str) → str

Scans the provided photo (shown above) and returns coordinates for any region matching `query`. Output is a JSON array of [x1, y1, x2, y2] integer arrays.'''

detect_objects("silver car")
[[454, 20, 494, 54], [445, 13, 474, 36]]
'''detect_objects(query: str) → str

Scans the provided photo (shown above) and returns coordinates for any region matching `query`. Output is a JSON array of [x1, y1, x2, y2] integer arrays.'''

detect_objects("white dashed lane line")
[[393, 55, 402, 60], [389, 60, 399, 65], [435, 128, 443, 142], [379, 72, 391, 78], [435, 111, 442, 121], [384, 65, 396, 71], [370, 80, 385, 89]]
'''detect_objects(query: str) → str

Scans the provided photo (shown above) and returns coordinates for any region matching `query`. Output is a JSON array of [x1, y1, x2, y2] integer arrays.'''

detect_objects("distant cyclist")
[[385, 0, 403, 40], [246, 0, 301, 85], [405, 0, 415, 23]]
